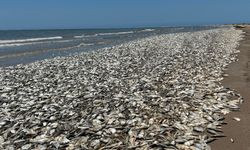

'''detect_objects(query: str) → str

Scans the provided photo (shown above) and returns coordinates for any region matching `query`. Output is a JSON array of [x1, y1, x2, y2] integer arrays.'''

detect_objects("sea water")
[[0, 26, 217, 67]]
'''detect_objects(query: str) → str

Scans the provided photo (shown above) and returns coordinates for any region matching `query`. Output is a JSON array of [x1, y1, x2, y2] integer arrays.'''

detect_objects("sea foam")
[[0, 36, 63, 44]]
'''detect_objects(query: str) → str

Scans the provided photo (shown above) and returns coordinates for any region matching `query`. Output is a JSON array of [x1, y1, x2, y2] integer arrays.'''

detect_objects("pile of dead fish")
[[0, 27, 244, 150]]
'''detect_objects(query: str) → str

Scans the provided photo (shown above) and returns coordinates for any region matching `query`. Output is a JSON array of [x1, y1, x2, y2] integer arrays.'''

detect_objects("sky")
[[0, 0, 250, 30]]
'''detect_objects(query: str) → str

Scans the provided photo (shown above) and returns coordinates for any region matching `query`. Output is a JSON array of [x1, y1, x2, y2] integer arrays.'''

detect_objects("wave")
[[74, 31, 134, 39], [77, 43, 94, 47], [74, 35, 85, 38], [74, 34, 98, 39], [0, 39, 73, 48], [0, 36, 63, 44], [0, 43, 28, 48], [139, 29, 156, 32], [98, 31, 134, 36]]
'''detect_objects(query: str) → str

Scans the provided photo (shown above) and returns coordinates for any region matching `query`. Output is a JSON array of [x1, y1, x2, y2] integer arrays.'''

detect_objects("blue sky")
[[0, 0, 250, 30]]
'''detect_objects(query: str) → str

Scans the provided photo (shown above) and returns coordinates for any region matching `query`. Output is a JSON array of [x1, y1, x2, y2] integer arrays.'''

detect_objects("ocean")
[[0, 26, 216, 67]]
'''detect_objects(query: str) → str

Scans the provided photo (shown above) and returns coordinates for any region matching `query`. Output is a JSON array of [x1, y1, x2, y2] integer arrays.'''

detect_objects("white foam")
[[98, 31, 134, 36], [0, 43, 28, 47], [74, 34, 98, 38], [0, 39, 73, 48], [139, 29, 156, 32], [74, 31, 134, 39], [0, 36, 63, 44], [74, 35, 85, 38]]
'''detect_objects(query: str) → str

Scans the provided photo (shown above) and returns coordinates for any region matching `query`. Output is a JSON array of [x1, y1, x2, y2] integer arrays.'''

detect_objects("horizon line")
[[0, 23, 238, 31]]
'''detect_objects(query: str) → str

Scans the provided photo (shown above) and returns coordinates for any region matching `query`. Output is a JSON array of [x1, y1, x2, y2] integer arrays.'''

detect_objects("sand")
[[211, 26, 250, 150]]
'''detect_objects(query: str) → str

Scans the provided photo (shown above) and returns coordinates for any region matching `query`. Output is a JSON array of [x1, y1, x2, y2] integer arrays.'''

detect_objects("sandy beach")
[[211, 26, 250, 150]]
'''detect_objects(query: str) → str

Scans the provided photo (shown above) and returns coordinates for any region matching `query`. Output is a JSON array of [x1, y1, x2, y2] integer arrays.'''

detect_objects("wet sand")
[[211, 26, 250, 149]]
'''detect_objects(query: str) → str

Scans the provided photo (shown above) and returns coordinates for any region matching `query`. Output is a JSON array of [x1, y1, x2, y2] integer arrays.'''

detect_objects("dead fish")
[[193, 126, 205, 133], [233, 117, 241, 121]]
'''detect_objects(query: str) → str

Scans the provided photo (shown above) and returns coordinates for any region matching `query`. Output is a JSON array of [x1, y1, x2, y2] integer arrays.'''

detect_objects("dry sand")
[[211, 27, 250, 150]]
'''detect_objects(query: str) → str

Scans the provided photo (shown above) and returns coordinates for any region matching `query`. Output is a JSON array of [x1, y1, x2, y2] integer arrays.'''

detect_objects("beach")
[[211, 26, 250, 150], [0, 27, 244, 149]]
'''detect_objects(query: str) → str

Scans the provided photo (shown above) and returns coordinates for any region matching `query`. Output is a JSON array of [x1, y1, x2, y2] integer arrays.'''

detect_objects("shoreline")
[[211, 26, 250, 149], [0, 26, 216, 67]]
